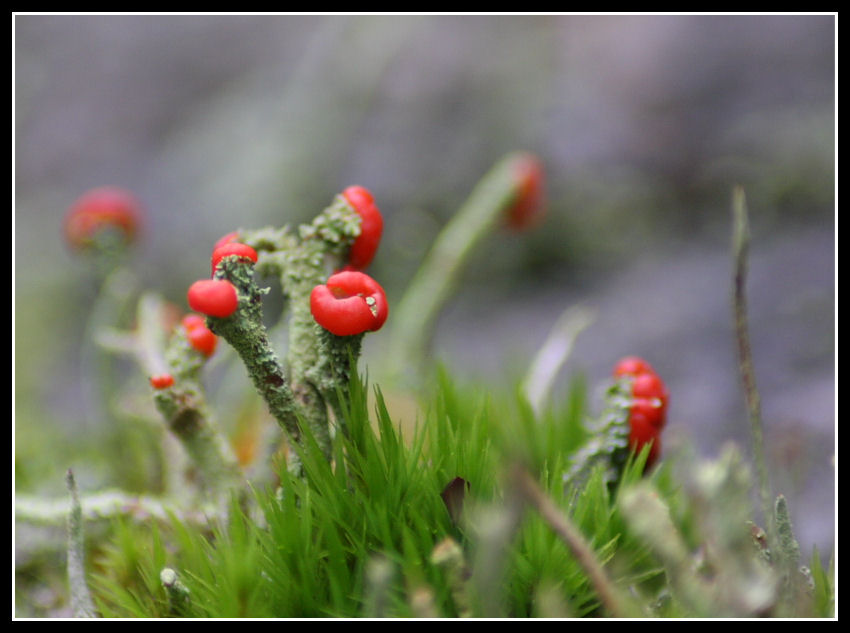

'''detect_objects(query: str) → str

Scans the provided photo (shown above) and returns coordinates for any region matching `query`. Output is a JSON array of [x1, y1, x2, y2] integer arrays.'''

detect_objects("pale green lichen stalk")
[[207, 194, 365, 467], [308, 328, 365, 431], [562, 378, 632, 494], [153, 322, 242, 499], [206, 256, 304, 456], [281, 199, 361, 454], [238, 195, 367, 452]]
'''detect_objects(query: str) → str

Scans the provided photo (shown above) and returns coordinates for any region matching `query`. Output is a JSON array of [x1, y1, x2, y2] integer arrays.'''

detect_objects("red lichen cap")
[[64, 186, 142, 250], [149, 373, 175, 389], [187, 279, 239, 319], [213, 231, 240, 250], [341, 186, 384, 270], [629, 414, 661, 469], [211, 242, 258, 275], [181, 313, 218, 357], [310, 270, 388, 336], [505, 153, 546, 231], [613, 355, 668, 467], [612, 356, 656, 378]]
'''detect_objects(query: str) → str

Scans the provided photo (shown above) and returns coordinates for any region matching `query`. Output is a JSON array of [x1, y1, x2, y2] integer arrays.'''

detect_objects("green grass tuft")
[[86, 368, 834, 618]]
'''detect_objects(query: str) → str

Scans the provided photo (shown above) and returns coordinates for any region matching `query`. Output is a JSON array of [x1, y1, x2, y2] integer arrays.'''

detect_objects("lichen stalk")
[[153, 324, 242, 498], [279, 196, 363, 453], [208, 256, 303, 452]]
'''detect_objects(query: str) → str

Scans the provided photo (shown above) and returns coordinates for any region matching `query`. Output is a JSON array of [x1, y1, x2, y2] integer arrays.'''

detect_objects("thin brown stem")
[[513, 465, 630, 617], [731, 186, 772, 528]]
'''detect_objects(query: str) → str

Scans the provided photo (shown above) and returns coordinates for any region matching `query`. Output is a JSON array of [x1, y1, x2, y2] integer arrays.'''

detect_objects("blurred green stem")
[[522, 304, 595, 414], [619, 482, 714, 616], [80, 267, 137, 429], [386, 153, 529, 387]]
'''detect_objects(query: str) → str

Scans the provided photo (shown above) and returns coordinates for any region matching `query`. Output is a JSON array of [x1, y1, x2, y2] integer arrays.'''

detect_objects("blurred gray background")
[[15, 15, 834, 561]]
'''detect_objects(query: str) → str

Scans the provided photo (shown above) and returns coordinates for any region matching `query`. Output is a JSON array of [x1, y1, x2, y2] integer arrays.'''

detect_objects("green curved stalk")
[[522, 304, 596, 413], [385, 152, 531, 387]]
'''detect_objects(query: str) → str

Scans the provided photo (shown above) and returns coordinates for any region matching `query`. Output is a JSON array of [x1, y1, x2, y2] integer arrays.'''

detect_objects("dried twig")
[[513, 465, 630, 617], [731, 186, 771, 527]]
